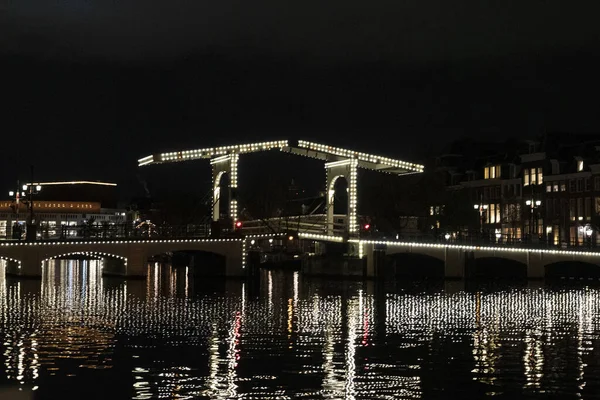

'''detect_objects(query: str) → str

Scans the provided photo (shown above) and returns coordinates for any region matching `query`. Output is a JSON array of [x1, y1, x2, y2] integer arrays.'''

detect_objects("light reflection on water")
[[1, 261, 600, 398]]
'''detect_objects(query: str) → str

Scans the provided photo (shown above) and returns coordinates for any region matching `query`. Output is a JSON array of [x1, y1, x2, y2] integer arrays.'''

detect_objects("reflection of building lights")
[[5, 261, 600, 398], [345, 300, 358, 399]]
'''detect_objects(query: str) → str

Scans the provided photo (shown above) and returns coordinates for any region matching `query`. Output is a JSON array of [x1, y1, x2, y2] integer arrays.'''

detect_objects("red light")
[[235, 221, 242, 228], [364, 224, 370, 230]]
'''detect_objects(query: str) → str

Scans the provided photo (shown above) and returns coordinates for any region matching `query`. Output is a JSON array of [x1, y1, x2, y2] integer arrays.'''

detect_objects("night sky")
[[3, 1, 600, 199]]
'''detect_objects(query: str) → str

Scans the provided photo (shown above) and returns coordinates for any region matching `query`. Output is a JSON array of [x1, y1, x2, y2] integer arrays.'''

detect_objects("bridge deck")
[[138, 139, 424, 175]]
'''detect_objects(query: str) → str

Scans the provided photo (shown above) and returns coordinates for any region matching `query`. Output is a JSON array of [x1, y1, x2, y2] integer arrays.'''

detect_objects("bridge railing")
[[241, 214, 347, 236], [26, 223, 212, 241], [377, 232, 600, 251]]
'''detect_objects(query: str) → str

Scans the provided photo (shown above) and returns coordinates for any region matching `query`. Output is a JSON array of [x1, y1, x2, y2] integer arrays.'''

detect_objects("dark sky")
[[3, 0, 600, 198]]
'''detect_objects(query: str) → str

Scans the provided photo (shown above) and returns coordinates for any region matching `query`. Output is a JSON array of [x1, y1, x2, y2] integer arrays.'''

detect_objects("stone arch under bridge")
[[138, 140, 424, 236], [0, 239, 245, 278]]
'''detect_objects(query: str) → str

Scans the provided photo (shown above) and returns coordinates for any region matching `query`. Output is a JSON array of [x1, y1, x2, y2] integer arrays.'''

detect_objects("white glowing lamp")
[[526, 200, 532, 206], [22, 185, 27, 191], [36, 185, 42, 191], [8, 191, 14, 196]]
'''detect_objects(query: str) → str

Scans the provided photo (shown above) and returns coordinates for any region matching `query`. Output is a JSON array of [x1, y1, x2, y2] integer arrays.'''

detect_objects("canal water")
[[1, 261, 600, 399]]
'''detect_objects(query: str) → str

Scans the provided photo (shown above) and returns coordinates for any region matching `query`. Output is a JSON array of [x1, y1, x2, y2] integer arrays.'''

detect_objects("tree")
[[438, 188, 478, 234]]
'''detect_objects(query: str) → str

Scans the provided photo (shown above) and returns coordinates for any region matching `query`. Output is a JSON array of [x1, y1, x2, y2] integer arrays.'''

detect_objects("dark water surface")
[[1, 260, 600, 399]]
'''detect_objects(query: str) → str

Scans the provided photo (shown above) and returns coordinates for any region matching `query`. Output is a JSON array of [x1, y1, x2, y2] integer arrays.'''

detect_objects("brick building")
[[428, 134, 600, 247]]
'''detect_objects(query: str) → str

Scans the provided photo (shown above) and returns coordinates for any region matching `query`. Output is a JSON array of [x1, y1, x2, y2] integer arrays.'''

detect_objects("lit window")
[[530, 168, 537, 184], [484, 165, 501, 179], [553, 183, 559, 192], [546, 184, 552, 192], [524, 173, 530, 186], [578, 160, 584, 171], [537, 168, 543, 184]]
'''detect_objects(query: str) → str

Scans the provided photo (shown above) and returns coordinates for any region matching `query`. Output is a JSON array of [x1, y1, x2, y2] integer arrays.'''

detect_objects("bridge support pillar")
[[325, 158, 358, 236], [362, 242, 388, 279], [211, 153, 239, 231], [6, 250, 42, 278], [363, 242, 375, 278], [527, 251, 545, 279], [120, 245, 149, 278], [444, 248, 465, 279], [102, 257, 128, 277], [4, 259, 24, 277], [6, 250, 45, 278], [225, 251, 245, 277]]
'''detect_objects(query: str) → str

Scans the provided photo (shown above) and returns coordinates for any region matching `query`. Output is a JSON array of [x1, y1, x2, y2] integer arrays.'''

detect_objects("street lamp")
[[525, 199, 542, 241], [7, 183, 27, 239], [473, 203, 488, 234], [22, 182, 42, 241], [580, 224, 594, 248], [8, 167, 43, 241], [586, 226, 593, 248], [444, 233, 450, 240], [525, 200, 542, 207]]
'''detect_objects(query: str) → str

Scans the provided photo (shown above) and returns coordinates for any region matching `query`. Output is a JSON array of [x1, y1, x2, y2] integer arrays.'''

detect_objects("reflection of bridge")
[[2, 271, 597, 397]]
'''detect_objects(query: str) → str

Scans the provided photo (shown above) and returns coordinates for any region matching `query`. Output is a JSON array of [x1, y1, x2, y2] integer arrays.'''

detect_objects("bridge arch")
[[386, 252, 445, 279], [42, 251, 125, 262], [328, 175, 349, 216], [545, 261, 600, 280], [0, 256, 22, 275], [213, 170, 231, 222], [0, 256, 22, 265], [325, 159, 358, 235], [42, 251, 128, 276], [467, 256, 527, 279]]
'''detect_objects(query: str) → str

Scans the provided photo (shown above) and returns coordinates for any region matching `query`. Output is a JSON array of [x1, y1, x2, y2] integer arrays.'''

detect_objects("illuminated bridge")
[[3, 140, 599, 281], [0, 238, 245, 278], [138, 139, 423, 236]]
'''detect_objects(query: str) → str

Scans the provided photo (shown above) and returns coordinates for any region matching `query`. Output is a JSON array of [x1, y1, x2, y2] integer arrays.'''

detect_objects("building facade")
[[429, 134, 600, 247], [2, 181, 127, 239]]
